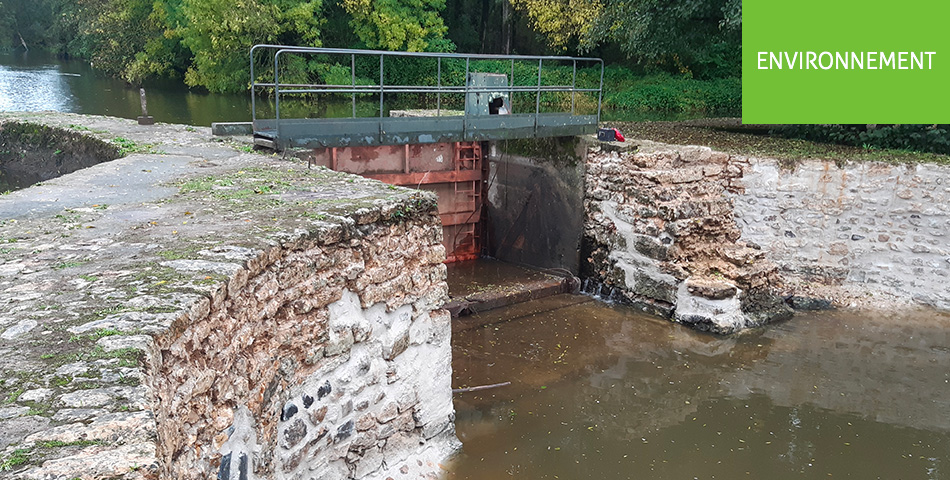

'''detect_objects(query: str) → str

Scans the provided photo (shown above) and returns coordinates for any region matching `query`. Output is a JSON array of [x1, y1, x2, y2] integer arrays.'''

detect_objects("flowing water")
[[450, 294, 950, 479]]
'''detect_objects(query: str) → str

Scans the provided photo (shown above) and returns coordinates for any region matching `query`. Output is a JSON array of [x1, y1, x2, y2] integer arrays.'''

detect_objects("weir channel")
[[1, 111, 949, 479]]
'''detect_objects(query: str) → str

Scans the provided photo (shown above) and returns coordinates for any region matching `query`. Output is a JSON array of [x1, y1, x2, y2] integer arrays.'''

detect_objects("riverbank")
[[611, 119, 950, 166]]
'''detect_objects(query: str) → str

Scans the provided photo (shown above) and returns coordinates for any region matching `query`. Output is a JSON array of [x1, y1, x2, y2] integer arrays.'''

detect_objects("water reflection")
[[450, 296, 950, 479], [0, 54, 76, 112], [0, 52, 251, 125]]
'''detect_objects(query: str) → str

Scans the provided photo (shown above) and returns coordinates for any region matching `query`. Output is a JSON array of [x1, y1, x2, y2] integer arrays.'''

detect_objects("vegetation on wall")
[[774, 124, 950, 156]]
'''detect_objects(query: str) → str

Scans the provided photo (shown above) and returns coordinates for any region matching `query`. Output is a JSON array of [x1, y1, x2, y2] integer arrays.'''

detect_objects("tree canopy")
[[513, 0, 742, 77], [0, 0, 742, 92]]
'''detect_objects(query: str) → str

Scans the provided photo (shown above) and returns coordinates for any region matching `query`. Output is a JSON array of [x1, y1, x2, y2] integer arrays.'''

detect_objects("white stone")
[[52, 408, 106, 423], [0, 406, 29, 419], [673, 280, 747, 334], [56, 361, 92, 377], [60, 389, 113, 408], [1, 319, 38, 340], [20, 442, 157, 480], [0, 262, 25, 277], [97, 334, 151, 352], [160, 259, 242, 276], [198, 245, 260, 261], [19, 388, 54, 403]]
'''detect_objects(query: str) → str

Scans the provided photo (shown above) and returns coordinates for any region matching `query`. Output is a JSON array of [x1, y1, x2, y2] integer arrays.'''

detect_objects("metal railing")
[[249, 45, 604, 130]]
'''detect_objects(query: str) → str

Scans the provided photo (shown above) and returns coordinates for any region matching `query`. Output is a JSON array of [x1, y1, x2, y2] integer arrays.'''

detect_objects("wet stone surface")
[[583, 138, 791, 333]]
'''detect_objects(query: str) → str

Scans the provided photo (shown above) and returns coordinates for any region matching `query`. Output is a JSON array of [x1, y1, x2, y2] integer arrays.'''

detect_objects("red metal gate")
[[307, 142, 484, 263]]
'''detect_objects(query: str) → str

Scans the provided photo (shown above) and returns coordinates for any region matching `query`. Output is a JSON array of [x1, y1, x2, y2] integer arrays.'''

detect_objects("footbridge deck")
[[250, 46, 603, 150]]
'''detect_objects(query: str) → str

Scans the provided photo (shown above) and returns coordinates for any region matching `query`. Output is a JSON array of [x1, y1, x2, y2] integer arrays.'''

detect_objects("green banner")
[[742, 1, 948, 123]]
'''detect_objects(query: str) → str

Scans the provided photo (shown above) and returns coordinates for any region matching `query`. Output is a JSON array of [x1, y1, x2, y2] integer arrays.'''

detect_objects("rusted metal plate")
[[313, 141, 484, 263]]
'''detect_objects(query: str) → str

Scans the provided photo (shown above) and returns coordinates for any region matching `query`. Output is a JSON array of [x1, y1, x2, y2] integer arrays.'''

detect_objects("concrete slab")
[[444, 259, 575, 317]]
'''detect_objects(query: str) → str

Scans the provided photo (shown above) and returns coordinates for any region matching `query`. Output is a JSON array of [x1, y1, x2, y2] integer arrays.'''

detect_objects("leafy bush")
[[774, 124, 950, 155], [602, 72, 740, 114]]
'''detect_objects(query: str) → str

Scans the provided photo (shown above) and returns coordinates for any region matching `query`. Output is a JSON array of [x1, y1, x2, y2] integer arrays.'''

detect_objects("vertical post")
[[250, 47, 256, 122], [275, 51, 281, 146], [351, 54, 356, 118], [437, 57, 442, 116], [463, 57, 470, 136], [379, 54, 384, 118], [404, 144, 410, 174], [509, 59, 514, 112], [137, 88, 154, 125], [139, 88, 148, 117], [535, 58, 542, 129], [571, 60, 577, 115], [597, 60, 604, 122]]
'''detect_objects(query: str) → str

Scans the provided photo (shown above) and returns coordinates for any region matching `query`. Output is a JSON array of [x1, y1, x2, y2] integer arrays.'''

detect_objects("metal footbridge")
[[250, 46, 604, 150]]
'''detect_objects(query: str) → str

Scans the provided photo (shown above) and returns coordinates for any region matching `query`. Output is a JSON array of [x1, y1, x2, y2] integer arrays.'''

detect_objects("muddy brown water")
[[449, 294, 950, 479]]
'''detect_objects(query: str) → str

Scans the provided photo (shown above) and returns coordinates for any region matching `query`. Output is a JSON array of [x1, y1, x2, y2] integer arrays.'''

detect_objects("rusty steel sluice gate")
[[250, 46, 603, 262]]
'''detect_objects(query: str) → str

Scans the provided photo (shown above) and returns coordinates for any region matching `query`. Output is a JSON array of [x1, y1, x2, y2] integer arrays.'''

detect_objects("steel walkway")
[[250, 46, 604, 150]]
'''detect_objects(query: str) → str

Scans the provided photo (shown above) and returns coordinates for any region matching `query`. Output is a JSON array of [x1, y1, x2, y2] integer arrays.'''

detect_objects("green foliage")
[[510, 0, 600, 50], [512, 0, 741, 78], [1, 0, 740, 100], [0, 448, 29, 471], [59, 0, 160, 77], [112, 137, 159, 155], [603, 72, 740, 113], [0, 0, 58, 51], [177, 0, 324, 93], [340, 0, 450, 51], [775, 124, 950, 156]]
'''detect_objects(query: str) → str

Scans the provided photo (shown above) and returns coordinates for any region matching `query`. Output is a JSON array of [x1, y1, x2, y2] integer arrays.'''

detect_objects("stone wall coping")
[[0, 112, 438, 478]]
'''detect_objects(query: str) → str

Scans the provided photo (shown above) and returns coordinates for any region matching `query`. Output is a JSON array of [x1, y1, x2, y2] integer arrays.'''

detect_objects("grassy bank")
[[613, 119, 950, 167], [600, 71, 740, 116]]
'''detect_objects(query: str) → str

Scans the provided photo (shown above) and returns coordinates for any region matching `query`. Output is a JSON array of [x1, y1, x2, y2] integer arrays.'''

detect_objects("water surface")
[[450, 295, 950, 479], [0, 52, 722, 126], [0, 52, 254, 125]]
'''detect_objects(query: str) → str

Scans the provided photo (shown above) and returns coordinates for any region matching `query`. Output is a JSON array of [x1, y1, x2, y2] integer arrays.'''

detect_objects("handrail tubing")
[[267, 86, 602, 94], [254, 83, 596, 91], [250, 45, 604, 128], [251, 44, 603, 63]]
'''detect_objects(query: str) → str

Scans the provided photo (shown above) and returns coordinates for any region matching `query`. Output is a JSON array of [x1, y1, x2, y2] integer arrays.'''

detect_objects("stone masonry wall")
[[583, 140, 792, 334], [734, 159, 950, 310], [0, 113, 458, 480], [152, 207, 458, 480]]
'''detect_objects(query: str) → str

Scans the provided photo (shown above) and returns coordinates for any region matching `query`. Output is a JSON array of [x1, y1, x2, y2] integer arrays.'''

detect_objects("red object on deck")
[[612, 128, 625, 142], [309, 142, 485, 263]]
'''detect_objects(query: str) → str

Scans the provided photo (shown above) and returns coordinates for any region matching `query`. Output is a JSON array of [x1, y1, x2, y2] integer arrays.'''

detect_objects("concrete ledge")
[[211, 122, 253, 136]]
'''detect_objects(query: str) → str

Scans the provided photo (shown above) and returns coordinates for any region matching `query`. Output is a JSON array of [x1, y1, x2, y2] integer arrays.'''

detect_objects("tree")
[[0, 0, 58, 50], [59, 0, 159, 77], [340, 0, 451, 52], [509, 0, 601, 51], [511, 0, 741, 78], [176, 0, 324, 93]]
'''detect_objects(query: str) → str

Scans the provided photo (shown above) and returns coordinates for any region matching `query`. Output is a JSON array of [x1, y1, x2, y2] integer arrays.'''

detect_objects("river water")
[[0, 51, 707, 126], [0, 52, 253, 126], [450, 294, 950, 479]]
